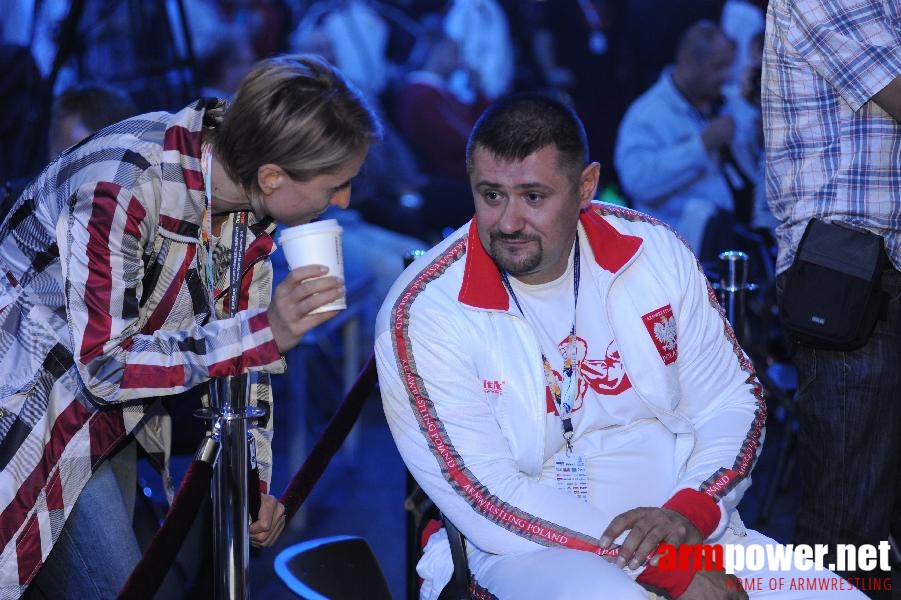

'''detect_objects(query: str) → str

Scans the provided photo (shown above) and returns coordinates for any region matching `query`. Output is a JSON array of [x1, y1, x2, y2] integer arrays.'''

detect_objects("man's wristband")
[[663, 488, 720, 539]]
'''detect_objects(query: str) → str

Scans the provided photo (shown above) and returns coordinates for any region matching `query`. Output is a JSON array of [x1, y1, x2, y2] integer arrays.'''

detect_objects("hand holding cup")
[[268, 219, 347, 353], [267, 265, 345, 353], [278, 219, 346, 313]]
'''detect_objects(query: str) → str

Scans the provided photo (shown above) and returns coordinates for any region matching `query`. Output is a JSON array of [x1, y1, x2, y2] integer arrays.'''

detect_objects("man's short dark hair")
[[675, 19, 727, 65], [465, 93, 589, 184]]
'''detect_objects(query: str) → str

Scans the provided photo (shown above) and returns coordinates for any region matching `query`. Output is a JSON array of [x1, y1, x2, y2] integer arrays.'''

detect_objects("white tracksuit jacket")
[[375, 203, 766, 594]]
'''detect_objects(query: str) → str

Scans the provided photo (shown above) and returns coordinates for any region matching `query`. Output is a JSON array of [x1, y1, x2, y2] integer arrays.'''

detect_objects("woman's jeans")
[[24, 440, 141, 599]]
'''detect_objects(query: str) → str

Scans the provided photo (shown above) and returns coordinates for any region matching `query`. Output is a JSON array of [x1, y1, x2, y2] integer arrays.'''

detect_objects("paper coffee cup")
[[278, 219, 345, 314]]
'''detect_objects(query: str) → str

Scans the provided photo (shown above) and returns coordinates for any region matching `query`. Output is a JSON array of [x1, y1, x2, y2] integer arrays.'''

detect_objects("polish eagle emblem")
[[653, 315, 677, 352], [641, 304, 678, 365]]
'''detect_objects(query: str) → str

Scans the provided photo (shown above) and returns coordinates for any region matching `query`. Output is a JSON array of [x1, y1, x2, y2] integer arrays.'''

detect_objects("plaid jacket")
[[0, 99, 284, 595]]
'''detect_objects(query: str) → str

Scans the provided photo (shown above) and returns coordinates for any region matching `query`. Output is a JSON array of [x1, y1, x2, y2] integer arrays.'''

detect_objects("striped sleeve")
[[61, 180, 281, 405], [666, 233, 766, 540], [783, 0, 901, 111]]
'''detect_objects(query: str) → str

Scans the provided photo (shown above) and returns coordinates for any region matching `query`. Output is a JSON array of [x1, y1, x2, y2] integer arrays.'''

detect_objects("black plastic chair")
[[274, 535, 393, 599], [405, 475, 471, 600]]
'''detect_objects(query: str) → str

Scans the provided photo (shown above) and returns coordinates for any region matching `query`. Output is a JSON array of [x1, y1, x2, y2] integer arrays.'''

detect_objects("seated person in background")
[[288, 21, 428, 341], [730, 30, 778, 237], [194, 32, 258, 100], [395, 17, 476, 184], [375, 93, 860, 599], [393, 16, 489, 237], [347, 121, 435, 242], [442, 0, 515, 101], [614, 20, 759, 261], [48, 82, 138, 159], [1, 54, 379, 598], [289, 0, 391, 102]]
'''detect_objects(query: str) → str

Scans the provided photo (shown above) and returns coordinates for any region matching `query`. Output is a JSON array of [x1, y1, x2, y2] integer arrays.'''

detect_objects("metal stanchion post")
[[195, 211, 263, 600], [216, 376, 249, 600], [717, 250, 757, 344], [200, 375, 265, 600]]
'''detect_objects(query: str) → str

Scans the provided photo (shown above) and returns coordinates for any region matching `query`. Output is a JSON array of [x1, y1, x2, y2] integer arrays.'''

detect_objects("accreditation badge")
[[554, 453, 589, 503]]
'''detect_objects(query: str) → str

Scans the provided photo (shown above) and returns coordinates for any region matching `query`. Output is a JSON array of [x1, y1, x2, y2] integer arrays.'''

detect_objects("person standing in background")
[[762, 1, 901, 597]]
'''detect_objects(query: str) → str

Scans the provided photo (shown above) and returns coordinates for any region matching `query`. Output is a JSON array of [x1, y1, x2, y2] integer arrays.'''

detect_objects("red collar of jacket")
[[458, 206, 643, 310]]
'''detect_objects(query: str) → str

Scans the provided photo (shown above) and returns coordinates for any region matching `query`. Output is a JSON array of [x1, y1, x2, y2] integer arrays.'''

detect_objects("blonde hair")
[[212, 54, 381, 197]]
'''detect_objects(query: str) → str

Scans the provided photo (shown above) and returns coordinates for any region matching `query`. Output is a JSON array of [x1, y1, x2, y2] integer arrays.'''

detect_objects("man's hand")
[[681, 569, 748, 600], [872, 75, 901, 122], [600, 507, 702, 570], [250, 494, 286, 548], [267, 265, 345, 353], [701, 115, 735, 152]]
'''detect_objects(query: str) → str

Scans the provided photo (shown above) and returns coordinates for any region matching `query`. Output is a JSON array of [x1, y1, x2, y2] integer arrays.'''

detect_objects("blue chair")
[[274, 535, 392, 600]]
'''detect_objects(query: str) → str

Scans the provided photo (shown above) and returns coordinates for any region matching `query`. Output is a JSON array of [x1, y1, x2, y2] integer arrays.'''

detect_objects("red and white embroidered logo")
[[642, 305, 678, 365], [545, 337, 633, 414], [483, 380, 505, 396]]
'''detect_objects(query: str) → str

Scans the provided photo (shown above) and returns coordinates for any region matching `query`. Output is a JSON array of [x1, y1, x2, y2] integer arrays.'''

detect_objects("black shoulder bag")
[[779, 218, 886, 351]]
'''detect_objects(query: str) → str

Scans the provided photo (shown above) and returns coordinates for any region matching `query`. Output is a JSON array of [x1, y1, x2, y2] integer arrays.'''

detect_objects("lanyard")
[[201, 142, 248, 318], [201, 143, 217, 309], [201, 143, 249, 412], [501, 239, 581, 453]]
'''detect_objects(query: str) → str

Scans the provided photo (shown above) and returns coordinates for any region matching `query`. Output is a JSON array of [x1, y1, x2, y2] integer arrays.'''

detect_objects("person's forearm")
[[872, 74, 901, 122], [663, 231, 764, 538]]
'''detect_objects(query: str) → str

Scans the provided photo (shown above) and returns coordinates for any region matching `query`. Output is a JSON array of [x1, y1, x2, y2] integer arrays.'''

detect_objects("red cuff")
[[663, 488, 720, 539], [637, 564, 696, 598], [259, 480, 268, 495]]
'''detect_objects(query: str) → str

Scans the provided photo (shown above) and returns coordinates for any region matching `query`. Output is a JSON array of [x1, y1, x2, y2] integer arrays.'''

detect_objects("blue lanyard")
[[201, 143, 250, 414], [201, 143, 248, 318], [501, 239, 581, 453]]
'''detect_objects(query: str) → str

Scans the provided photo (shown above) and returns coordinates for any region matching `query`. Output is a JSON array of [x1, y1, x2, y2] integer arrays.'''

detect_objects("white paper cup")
[[278, 219, 345, 314]]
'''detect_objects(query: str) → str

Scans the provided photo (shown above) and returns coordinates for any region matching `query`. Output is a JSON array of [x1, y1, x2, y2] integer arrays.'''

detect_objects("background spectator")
[[48, 82, 138, 159], [719, 0, 766, 91], [195, 32, 258, 100], [0, 44, 50, 187], [614, 20, 757, 261], [521, 0, 622, 189], [442, 0, 514, 100]]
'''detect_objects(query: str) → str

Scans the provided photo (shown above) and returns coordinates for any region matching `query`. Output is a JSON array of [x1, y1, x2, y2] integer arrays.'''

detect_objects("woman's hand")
[[267, 265, 345, 353], [250, 494, 286, 548]]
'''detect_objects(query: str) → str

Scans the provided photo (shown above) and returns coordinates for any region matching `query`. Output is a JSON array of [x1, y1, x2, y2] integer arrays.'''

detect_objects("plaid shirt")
[[762, 0, 901, 274], [0, 100, 284, 595]]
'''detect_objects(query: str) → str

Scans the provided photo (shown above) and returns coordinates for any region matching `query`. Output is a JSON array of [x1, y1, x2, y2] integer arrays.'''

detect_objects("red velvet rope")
[[116, 353, 379, 599], [117, 460, 214, 600], [279, 353, 378, 520]]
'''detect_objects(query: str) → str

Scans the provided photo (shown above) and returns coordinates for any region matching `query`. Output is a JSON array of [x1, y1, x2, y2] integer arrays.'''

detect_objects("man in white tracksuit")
[[375, 94, 865, 599]]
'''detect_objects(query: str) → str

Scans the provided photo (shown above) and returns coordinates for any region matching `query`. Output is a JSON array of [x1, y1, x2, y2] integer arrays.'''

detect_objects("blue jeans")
[[25, 440, 142, 599], [789, 266, 901, 599]]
